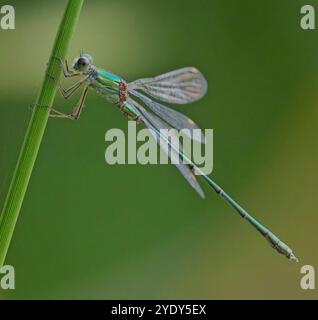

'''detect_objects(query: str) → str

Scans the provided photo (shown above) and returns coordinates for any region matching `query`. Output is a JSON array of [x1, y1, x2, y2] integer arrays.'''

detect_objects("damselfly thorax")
[[87, 68, 136, 119]]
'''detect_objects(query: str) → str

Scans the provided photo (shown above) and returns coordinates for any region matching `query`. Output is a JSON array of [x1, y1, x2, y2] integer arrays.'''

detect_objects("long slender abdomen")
[[119, 101, 140, 120]]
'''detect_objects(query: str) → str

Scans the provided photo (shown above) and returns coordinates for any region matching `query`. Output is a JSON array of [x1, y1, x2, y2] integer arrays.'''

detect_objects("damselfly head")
[[72, 53, 93, 73]]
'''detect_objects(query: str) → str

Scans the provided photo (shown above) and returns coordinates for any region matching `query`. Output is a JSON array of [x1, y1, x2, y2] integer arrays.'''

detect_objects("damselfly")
[[50, 53, 298, 262]]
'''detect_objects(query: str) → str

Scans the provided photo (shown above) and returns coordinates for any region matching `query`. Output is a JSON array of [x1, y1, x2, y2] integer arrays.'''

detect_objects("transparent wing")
[[129, 89, 206, 144], [128, 98, 205, 199], [128, 67, 208, 104]]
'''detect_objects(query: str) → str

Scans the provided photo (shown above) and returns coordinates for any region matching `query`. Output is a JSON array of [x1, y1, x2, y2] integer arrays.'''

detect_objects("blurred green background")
[[0, 0, 318, 299]]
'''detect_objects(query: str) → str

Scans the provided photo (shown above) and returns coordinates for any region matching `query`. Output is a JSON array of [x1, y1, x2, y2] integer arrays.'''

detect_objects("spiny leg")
[[47, 55, 81, 92], [58, 76, 88, 100], [70, 86, 89, 120], [50, 86, 89, 120], [49, 108, 73, 119], [53, 56, 80, 78], [48, 57, 89, 116], [47, 67, 89, 99]]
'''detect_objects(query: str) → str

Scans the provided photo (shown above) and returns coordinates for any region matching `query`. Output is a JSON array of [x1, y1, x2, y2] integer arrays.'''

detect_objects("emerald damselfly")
[[50, 53, 298, 262]]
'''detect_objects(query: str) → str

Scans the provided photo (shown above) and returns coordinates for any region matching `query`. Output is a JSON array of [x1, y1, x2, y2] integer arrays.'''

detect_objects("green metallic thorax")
[[89, 68, 122, 105], [89, 68, 139, 120]]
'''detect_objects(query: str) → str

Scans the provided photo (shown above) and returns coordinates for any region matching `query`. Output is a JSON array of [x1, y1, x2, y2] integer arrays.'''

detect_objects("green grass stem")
[[0, 0, 84, 268]]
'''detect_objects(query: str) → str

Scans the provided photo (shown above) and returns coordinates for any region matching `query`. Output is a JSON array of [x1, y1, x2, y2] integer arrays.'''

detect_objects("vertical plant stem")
[[0, 0, 84, 268]]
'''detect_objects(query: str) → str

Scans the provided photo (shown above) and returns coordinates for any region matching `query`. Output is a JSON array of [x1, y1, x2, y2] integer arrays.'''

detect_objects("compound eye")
[[78, 58, 87, 66]]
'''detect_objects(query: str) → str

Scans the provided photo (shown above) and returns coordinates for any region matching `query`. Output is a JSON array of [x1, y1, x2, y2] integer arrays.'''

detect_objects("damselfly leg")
[[50, 86, 89, 120], [53, 56, 81, 78], [57, 77, 88, 99], [49, 56, 89, 120]]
